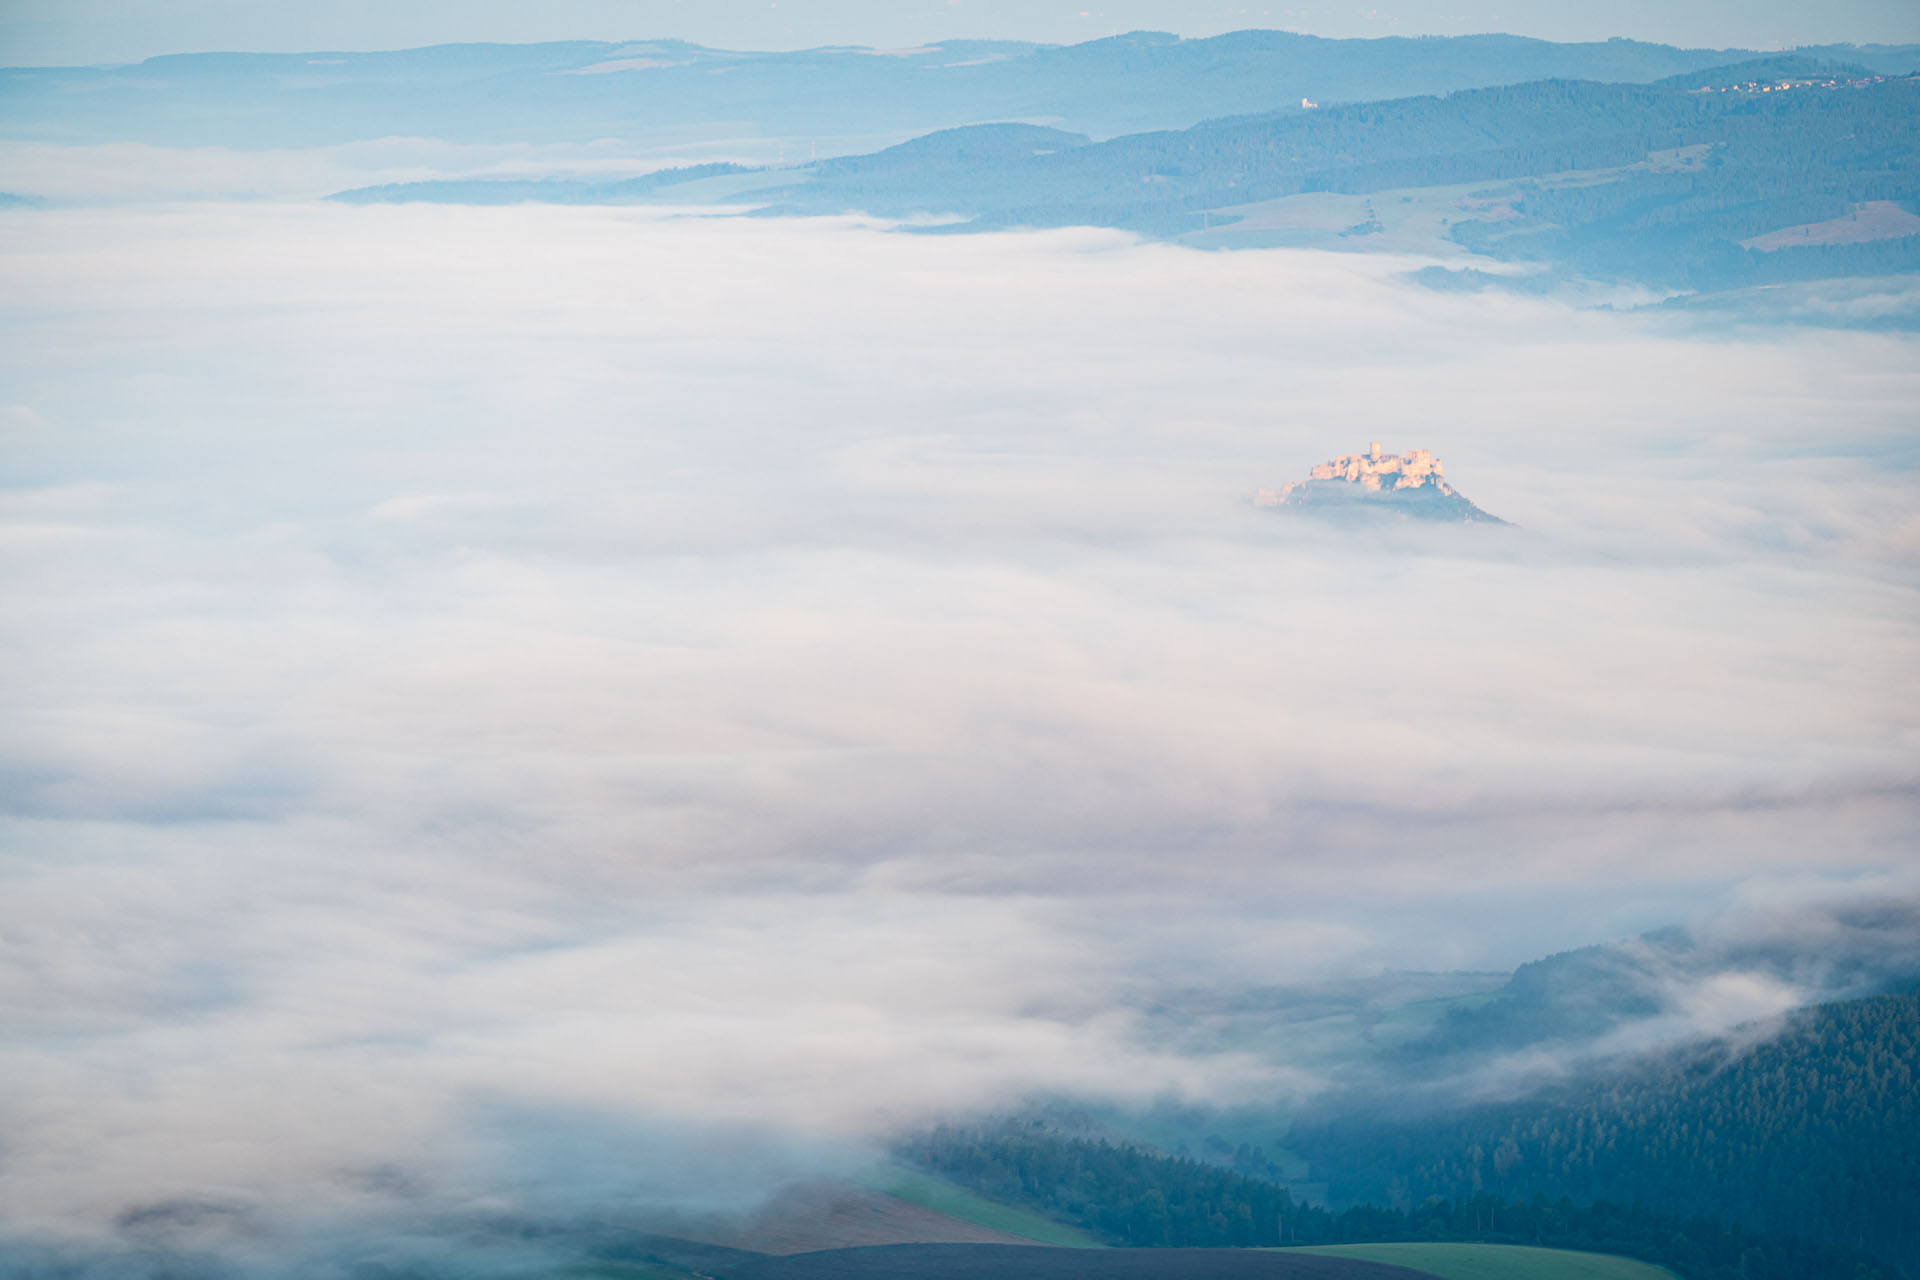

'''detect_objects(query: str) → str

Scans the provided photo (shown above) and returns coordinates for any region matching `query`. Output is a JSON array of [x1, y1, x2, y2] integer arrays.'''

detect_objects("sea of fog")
[[1, 203, 1916, 1265]]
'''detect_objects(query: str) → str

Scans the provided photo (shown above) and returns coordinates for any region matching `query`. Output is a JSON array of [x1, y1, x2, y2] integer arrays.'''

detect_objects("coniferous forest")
[[1287, 992, 1920, 1275], [902, 993, 1919, 1278], [902, 1121, 1900, 1279]]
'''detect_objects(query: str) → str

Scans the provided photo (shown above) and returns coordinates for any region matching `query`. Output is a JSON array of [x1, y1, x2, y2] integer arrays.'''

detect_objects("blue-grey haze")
[[4, 0, 1920, 66]]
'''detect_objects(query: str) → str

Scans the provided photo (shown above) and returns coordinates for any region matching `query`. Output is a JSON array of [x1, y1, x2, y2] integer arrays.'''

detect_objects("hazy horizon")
[[4, 0, 1920, 68]]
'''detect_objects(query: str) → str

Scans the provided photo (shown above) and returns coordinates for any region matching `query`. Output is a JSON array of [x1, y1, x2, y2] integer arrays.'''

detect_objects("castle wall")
[[1277, 446, 1449, 497]]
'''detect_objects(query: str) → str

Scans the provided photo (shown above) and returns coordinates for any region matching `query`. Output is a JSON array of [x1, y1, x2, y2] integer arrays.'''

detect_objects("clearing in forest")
[[1741, 200, 1920, 250]]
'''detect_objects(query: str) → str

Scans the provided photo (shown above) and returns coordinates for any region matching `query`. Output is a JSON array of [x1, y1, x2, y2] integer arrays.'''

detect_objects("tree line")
[[900, 1121, 1903, 1280], [1289, 991, 1920, 1276]]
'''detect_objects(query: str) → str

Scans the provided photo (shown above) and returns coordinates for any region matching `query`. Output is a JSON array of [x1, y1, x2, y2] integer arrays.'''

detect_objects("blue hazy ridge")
[[6, 30, 1919, 149]]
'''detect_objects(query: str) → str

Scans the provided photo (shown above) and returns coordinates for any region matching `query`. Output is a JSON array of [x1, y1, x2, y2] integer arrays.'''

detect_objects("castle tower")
[[1369, 441, 1382, 460]]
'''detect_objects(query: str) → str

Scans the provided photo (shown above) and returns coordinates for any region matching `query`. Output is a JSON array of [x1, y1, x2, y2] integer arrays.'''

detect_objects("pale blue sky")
[[4, 0, 1919, 66]]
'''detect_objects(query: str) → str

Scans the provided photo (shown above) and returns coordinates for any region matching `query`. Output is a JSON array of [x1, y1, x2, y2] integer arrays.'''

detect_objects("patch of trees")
[[901, 1122, 1899, 1279], [1288, 992, 1920, 1278]]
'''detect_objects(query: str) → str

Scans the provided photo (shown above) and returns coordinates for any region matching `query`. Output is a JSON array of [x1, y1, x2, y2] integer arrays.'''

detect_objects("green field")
[[1286, 1243, 1679, 1280], [527, 1264, 692, 1280], [866, 1164, 1106, 1248]]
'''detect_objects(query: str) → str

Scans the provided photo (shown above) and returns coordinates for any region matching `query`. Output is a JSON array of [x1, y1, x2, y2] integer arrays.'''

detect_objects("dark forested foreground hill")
[[1287, 991, 1920, 1277], [888, 992, 1920, 1279], [9, 32, 1918, 150], [899, 1121, 1903, 1280]]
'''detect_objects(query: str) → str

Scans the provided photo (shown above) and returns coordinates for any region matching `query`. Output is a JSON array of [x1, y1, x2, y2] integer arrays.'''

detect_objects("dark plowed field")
[[722, 1243, 1439, 1280]]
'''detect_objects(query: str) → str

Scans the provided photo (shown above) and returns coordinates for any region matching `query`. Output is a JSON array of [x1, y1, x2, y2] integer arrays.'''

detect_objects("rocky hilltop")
[[1257, 442, 1505, 523]]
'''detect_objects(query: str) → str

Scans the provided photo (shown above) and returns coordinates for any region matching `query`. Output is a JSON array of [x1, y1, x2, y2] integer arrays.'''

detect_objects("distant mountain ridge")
[[7, 31, 1918, 150], [331, 162, 750, 206]]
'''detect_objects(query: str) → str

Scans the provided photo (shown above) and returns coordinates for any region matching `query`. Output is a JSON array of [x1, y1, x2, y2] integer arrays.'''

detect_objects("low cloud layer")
[[1, 204, 1916, 1268]]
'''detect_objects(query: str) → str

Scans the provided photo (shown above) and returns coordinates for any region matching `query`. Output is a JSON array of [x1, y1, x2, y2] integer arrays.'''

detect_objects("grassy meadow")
[[867, 1165, 1107, 1248]]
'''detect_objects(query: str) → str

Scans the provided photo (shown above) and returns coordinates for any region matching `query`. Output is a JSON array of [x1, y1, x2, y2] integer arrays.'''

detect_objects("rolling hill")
[[718, 1243, 1436, 1280], [751, 67, 1920, 291], [1288, 1244, 1677, 1280], [1288, 991, 1920, 1277], [331, 63, 1920, 302]]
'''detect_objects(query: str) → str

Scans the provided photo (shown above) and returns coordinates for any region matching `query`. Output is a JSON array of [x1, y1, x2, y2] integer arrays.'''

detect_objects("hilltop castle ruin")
[[1255, 442, 1446, 506], [1256, 442, 1503, 523]]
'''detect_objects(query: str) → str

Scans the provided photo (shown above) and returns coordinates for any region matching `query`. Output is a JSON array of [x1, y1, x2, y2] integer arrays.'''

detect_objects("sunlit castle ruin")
[[1257, 442, 1505, 523]]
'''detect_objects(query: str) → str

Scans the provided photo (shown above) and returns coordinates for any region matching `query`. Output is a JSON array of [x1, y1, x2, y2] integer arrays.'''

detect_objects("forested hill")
[[1388, 919, 1920, 1069], [901, 1122, 1902, 1280], [739, 69, 1920, 293], [1287, 991, 1920, 1277]]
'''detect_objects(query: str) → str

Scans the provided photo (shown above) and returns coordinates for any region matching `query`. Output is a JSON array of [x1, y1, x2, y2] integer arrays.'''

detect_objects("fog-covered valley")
[[4, 11, 1920, 1277], [2, 200, 1915, 1273]]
